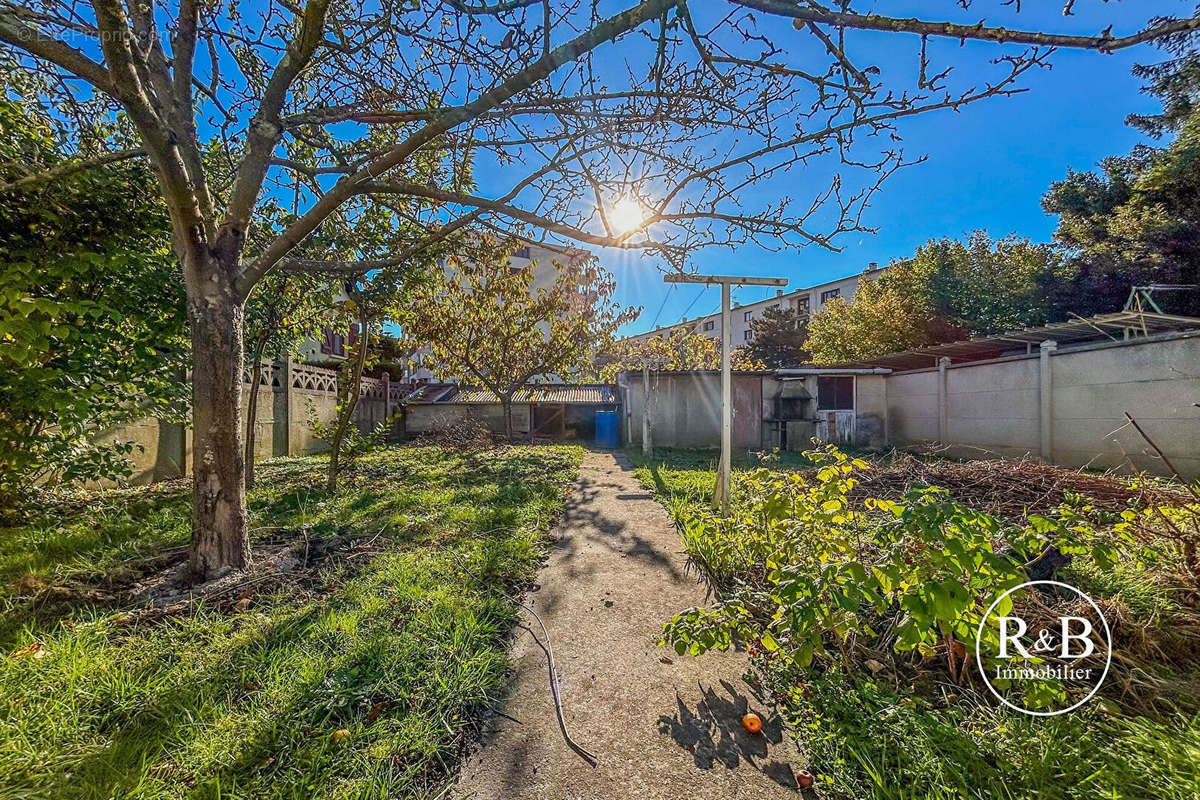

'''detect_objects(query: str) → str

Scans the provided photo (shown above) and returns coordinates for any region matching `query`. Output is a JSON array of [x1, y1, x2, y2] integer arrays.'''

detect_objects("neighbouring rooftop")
[[827, 311, 1200, 372], [404, 383, 619, 405]]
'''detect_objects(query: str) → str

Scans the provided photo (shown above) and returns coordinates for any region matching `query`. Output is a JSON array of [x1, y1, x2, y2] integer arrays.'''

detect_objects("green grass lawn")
[[629, 447, 1200, 800], [0, 444, 582, 800]]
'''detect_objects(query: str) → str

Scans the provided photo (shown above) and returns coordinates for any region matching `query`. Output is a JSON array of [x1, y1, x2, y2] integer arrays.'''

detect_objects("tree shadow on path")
[[658, 679, 798, 790]]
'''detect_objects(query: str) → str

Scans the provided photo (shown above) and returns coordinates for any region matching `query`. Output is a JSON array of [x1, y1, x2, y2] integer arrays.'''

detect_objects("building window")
[[797, 297, 810, 312], [703, 320, 715, 331], [820, 288, 841, 303], [744, 330, 754, 341], [817, 376, 854, 410], [320, 327, 346, 357], [744, 310, 753, 322], [513, 246, 530, 259]]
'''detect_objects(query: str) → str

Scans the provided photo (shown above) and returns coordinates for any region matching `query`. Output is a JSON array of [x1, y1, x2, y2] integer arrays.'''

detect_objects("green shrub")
[[661, 444, 1135, 706]]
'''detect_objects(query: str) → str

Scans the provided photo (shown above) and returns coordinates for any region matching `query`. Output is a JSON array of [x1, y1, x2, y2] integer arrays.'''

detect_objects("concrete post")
[[642, 360, 652, 457], [282, 359, 297, 456], [716, 281, 732, 513], [660, 271, 788, 513], [937, 356, 950, 444], [880, 372, 890, 447], [1039, 340, 1057, 461]]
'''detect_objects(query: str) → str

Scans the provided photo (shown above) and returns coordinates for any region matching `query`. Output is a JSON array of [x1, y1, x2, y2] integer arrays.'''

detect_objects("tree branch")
[[737, 2, 1200, 52], [224, 0, 333, 233], [89, 0, 208, 246], [235, 0, 676, 300], [0, 147, 145, 193], [0, 9, 114, 91], [362, 180, 658, 249]]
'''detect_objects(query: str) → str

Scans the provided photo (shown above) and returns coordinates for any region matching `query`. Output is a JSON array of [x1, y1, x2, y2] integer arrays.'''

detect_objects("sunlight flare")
[[608, 198, 646, 234]]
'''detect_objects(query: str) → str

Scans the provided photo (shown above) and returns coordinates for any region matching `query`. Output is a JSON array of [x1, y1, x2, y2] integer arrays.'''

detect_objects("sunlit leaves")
[[0, 95, 186, 498], [400, 236, 636, 430]]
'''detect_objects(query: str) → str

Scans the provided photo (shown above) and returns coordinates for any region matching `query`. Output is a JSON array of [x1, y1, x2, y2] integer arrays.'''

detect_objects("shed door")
[[815, 376, 855, 445], [815, 411, 855, 444]]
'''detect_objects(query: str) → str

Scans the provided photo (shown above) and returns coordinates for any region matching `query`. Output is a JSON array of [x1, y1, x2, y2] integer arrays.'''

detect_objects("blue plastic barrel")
[[594, 410, 620, 448]]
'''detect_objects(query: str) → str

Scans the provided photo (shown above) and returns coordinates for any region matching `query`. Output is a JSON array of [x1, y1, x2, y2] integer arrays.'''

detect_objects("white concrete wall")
[[885, 370, 939, 444], [885, 332, 1200, 478], [624, 373, 770, 450], [946, 357, 1040, 458], [99, 363, 401, 485], [854, 374, 889, 449], [1050, 335, 1200, 476]]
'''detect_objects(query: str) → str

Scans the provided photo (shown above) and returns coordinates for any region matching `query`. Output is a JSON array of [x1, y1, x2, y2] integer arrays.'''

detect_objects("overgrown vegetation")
[[0, 80, 187, 501], [0, 444, 582, 800], [633, 446, 1200, 800]]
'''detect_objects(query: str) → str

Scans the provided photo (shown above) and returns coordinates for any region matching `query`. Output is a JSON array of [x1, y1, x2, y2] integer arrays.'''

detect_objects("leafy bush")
[[0, 93, 187, 502], [661, 444, 1134, 703]]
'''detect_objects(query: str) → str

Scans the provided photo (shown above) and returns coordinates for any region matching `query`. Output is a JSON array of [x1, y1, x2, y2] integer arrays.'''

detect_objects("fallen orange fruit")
[[742, 712, 763, 734]]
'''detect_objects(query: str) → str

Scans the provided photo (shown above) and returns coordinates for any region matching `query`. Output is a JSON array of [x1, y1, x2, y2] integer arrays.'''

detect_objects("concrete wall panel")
[[885, 370, 938, 442], [886, 333, 1200, 478], [99, 362, 387, 485]]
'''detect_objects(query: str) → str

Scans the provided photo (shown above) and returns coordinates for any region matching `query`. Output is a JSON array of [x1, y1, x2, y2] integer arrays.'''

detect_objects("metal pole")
[[661, 273, 788, 517], [716, 281, 732, 513], [642, 359, 652, 457]]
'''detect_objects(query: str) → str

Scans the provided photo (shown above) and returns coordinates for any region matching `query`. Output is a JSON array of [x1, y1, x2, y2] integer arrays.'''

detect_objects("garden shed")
[[403, 384, 620, 443], [618, 369, 891, 453]]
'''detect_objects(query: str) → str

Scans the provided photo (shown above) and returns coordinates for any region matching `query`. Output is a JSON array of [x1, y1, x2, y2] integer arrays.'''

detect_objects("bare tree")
[[1, 0, 1193, 578]]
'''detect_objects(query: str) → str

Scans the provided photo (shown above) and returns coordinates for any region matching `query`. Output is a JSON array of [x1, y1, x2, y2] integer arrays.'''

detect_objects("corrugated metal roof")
[[405, 384, 460, 403], [450, 384, 618, 404]]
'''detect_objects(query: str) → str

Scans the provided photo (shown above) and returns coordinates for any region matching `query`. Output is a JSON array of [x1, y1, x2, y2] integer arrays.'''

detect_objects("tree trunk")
[[244, 332, 270, 491], [326, 317, 369, 491], [501, 395, 513, 442], [187, 254, 250, 579]]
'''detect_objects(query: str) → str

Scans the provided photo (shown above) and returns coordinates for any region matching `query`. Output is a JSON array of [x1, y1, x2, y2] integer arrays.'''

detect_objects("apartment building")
[[402, 240, 591, 383], [297, 241, 590, 382], [623, 264, 883, 347]]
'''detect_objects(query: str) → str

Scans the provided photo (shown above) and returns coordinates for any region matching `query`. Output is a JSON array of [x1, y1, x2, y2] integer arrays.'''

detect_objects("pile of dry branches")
[[411, 419, 497, 451], [835, 452, 1190, 519]]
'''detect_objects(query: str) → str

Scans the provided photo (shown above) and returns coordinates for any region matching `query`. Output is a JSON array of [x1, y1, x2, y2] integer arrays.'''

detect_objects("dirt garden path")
[[453, 451, 800, 799]]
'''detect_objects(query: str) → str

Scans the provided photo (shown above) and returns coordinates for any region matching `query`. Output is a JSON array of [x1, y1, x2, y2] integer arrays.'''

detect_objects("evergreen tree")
[[744, 306, 810, 368]]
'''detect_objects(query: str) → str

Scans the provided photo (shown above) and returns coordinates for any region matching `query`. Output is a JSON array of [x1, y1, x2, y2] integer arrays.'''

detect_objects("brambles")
[[820, 451, 1190, 519]]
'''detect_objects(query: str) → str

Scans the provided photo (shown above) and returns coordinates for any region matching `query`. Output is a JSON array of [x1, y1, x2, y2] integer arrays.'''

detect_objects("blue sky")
[[607, 2, 1186, 336]]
